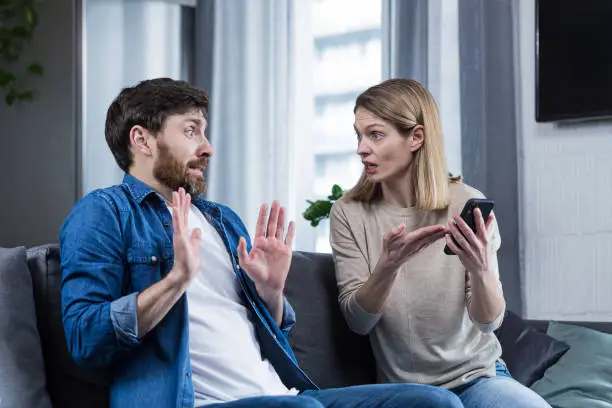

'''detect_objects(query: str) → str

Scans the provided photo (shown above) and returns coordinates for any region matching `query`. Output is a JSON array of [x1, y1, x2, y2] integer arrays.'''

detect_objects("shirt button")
[[163, 222, 170, 228], [186, 372, 191, 377], [150, 256, 157, 263]]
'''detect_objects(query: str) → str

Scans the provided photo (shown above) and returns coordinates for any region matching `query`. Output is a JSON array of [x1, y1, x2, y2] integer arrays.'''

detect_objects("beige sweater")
[[329, 181, 504, 389]]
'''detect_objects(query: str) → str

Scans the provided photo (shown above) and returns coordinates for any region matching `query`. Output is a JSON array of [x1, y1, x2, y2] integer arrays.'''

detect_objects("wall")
[[516, 0, 612, 321], [0, 1, 81, 248]]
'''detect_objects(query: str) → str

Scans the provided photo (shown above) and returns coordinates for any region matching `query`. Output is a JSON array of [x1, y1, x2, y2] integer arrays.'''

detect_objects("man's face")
[[152, 109, 213, 196]]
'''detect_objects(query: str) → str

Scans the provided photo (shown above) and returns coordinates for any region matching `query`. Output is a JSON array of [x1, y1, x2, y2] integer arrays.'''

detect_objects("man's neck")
[[128, 168, 173, 203]]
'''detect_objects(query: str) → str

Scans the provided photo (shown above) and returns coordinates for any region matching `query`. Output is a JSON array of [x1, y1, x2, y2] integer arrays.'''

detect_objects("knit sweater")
[[329, 181, 504, 389]]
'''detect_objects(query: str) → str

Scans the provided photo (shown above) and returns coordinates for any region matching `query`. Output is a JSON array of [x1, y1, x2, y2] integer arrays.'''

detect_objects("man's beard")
[[153, 140, 208, 196]]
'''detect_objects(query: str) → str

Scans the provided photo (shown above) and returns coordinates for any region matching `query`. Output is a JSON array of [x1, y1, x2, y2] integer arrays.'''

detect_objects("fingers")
[[474, 208, 487, 242], [266, 201, 280, 238], [453, 216, 479, 247], [485, 212, 495, 232], [255, 203, 268, 238], [237, 237, 249, 266], [384, 224, 406, 242], [190, 227, 202, 246], [275, 205, 286, 240], [285, 220, 295, 247], [445, 233, 464, 256], [410, 225, 447, 241]]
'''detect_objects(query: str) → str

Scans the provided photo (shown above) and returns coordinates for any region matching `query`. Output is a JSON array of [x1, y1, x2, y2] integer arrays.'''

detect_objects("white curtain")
[[83, 0, 187, 195], [207, 0, 314, 244]]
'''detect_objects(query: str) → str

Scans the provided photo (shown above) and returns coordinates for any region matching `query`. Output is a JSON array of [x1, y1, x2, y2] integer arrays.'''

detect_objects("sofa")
[[1, 245, 611, 408]]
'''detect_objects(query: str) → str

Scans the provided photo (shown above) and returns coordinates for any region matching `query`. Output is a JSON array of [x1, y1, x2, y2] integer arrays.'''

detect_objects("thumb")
[[237, 237, 249, 266]]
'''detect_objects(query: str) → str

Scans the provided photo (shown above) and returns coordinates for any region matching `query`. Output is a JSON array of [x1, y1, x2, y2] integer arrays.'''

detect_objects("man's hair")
[[105, 78, 210, 172]]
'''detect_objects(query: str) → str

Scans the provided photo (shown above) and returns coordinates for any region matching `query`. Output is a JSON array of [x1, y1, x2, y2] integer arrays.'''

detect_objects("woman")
[[329, 78, 550, 408]]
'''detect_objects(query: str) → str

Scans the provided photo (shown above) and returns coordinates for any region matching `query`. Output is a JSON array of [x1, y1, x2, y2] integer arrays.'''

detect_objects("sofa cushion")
[[285, 251, 376, 388], [0, 246, 52, 408], [531, 322, 612, 408], [494, 310, 569, 387], [27, 244, 111, 408]]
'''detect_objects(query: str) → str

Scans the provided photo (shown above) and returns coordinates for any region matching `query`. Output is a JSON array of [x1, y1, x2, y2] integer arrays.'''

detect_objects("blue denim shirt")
[[60, 174, 316, 408]]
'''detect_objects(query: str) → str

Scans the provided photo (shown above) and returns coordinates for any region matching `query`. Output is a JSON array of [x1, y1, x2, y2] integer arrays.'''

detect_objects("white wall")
[[516, 0, 612, 321]]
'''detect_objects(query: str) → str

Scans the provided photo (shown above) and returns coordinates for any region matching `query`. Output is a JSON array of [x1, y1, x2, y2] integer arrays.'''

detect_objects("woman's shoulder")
[[447, 179, 487, 214]]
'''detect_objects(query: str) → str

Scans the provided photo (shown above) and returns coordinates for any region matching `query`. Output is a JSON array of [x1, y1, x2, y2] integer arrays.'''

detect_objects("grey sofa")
[[1, 244, 611, 408]]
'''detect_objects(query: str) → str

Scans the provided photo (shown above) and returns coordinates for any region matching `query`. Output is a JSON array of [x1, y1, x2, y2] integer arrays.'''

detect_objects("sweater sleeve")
[[465, 217, 506, 333], [329, 201, 382, 335]]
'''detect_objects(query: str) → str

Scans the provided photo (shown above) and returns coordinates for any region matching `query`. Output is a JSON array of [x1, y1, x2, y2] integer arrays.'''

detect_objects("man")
[[60, 78, 462, 408]]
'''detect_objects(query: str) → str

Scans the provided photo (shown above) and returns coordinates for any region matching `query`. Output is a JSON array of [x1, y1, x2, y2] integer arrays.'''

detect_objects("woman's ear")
[[130, 125, 154, 157], [410, 125, 425, 152]]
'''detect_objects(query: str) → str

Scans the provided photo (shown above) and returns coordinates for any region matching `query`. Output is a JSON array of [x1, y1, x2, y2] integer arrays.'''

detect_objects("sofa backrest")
[[285, 251, 377, 388], [27, 244, 111, 408], [27, 245, 376, 404]]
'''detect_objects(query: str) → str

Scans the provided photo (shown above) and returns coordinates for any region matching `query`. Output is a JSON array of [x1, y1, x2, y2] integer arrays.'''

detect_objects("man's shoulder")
[[73, 184, 132, 213]]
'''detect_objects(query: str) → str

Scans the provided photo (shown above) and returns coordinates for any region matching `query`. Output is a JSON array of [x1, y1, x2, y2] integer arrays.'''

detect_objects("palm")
[[382, 224, 447, 270], [237, 201, 295, 297]]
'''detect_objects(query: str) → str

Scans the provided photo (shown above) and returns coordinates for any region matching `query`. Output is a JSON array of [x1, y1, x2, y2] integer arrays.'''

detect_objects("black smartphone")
[[444, 198, 495, 255]]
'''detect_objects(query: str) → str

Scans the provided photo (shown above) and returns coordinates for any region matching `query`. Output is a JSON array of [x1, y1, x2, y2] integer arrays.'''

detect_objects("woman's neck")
[[381, 169, 413, 208]]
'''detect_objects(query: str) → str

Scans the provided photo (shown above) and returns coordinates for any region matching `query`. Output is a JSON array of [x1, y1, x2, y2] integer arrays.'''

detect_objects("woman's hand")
[[445, 208, 495, 277], [379, 224, 448, 273]]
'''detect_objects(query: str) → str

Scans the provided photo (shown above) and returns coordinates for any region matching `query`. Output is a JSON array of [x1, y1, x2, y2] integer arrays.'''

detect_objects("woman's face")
[[354, 107, 422, 184]]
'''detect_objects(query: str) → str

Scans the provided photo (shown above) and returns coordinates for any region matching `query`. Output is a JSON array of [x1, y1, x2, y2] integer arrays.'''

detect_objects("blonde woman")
[[329, 79, 550, 408]]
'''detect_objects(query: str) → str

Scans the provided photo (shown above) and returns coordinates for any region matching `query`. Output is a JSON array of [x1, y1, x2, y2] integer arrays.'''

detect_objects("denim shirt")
[[60, 174, 317, 408]]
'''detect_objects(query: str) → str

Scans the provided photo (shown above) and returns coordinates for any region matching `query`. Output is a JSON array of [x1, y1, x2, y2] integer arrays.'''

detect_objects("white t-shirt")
[[175, 205, 298, 406]]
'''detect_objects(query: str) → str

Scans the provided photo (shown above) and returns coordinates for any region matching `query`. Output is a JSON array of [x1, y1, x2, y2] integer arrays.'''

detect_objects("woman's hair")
[[344, 78, 453, 210]]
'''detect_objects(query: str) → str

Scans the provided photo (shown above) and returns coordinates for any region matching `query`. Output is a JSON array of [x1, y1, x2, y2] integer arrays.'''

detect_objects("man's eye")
[[185, 128, 195, 137]]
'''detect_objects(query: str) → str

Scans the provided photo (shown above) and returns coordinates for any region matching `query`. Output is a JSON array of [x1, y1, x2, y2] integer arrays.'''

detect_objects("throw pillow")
[[0, 246, 52, 408], [494, 310, 569, 386], [531, 321, 612, 408]]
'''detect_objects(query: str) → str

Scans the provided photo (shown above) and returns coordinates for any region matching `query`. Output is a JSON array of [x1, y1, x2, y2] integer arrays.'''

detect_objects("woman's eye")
[[372, 132, 383, 140]]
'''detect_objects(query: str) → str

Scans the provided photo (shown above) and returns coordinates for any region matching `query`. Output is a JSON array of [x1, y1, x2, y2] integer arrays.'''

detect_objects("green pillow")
[[531, 321, 612, 408]]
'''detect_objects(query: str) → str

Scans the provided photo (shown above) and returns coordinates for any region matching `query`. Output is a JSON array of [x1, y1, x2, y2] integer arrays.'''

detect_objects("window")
[[310, 0, 383, 253]]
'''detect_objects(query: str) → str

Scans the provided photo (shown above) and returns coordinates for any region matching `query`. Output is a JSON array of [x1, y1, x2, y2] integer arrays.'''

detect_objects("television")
[[536, 0, 612, 122]]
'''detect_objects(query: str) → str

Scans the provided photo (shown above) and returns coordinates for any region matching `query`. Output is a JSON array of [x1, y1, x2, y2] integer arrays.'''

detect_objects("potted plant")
[[0, 0, 43, 106]]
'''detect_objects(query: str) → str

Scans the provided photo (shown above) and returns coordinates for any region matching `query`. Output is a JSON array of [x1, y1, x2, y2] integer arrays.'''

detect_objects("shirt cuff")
[[109, 292, 141, 345], [345, 295, 383, 335], [475, 307, 505, 333], [280, 297, 296, 332]]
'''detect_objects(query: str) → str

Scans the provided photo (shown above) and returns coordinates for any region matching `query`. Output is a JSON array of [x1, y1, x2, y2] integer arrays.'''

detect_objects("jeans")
[[451, 361, 551, 408], [203, 383, 463, 407]]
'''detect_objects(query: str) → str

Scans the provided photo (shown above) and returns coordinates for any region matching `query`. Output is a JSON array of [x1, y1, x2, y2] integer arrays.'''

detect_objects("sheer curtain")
[[384, 0, 462, 177], [202, 0, 313, 242]]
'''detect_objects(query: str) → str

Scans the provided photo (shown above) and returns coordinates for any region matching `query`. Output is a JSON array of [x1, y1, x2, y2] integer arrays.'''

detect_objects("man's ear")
[[410, 125, 425, 152], [130, 125, 154, 157]]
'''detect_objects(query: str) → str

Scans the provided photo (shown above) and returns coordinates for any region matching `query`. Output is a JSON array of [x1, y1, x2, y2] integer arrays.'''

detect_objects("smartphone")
[[444, 198, 495, 255]]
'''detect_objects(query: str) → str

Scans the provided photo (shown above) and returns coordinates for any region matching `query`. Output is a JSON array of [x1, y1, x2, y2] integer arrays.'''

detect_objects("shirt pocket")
[[126, 244, 172, 292]]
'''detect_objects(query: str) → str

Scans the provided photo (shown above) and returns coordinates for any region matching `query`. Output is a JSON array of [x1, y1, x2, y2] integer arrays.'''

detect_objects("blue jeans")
[[204, 383, 463, 407], [450, 361, 551, 408]]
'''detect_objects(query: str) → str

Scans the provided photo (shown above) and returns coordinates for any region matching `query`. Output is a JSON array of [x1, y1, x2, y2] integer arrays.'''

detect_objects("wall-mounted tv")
[[536, 0, 612, 122]]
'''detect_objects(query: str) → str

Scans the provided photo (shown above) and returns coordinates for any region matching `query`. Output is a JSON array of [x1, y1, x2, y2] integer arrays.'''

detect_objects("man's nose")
[[197, 137, 213, 157]]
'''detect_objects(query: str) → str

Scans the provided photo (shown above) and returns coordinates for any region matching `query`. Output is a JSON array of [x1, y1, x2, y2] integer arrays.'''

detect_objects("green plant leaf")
[[11, 25, 30, 38], [0, 69, 16, 87], [331, 184, 344, 200], [17, 89, 33, 100], [27, 62, 42, 76], [22, 5, 37, 28], [5, 88, 16, 105]]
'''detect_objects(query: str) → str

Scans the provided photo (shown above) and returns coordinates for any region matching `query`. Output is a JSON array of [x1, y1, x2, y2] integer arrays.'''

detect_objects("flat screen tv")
[[536, 0, 612, 122]]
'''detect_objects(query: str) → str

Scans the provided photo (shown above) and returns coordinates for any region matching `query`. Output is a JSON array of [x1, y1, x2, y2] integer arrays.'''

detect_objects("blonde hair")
[[344, 78, 453, 210]]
